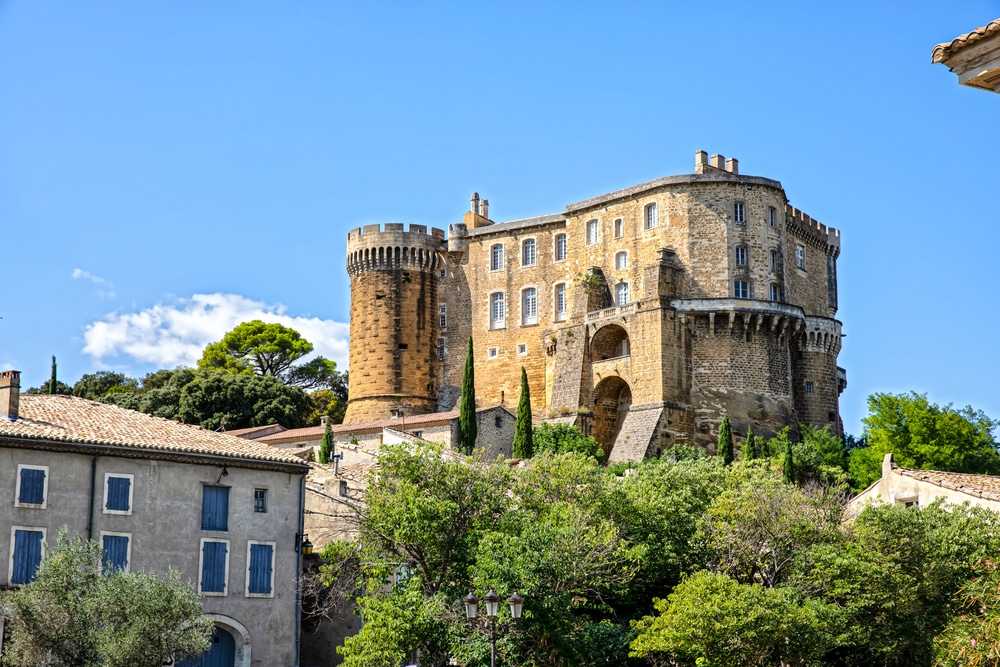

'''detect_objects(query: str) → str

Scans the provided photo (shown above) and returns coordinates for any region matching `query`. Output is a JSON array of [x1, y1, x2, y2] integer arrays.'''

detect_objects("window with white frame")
[[246, 540, 276, 598], [770, 283, 780, 301], [103, 473, 133, 515], [616, 282, 630, 306], [769, 249, 778, 271], [101, 532, 131, 573], [644, 203, 658, 229], [437, 338, 446, 360], [768, 206, 777, 227], [586, 219, 599, 245], [796, 245, 805, 269], [517, 343, 527, 355], [734, 279, 750, 299], [198, 538, 230, 596], [522, 239, 536, 267], [734, 202, 746, 224], [490, 244, 504, 271], [490, 292, 505, 329], [554, 283, 567, 321], [254, 488, 268, 513], [15, 465, 48, 509], [487, 347, 498, 359], [439, 304, 447, 328], [10, 526, 45, 585], [615, 252, 627, 270], [614, 218, 623, 238], [555, 234, 567, 261], [522, 288, 538, 325], [735, 246, 748, 267]]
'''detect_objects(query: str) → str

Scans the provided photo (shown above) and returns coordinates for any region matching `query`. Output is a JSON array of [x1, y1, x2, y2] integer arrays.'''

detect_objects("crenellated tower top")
[[346, 223, 446, 276]]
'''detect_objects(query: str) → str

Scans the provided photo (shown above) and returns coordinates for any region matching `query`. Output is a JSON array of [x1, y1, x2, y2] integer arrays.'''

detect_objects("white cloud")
[[72, 268, 117, 298], [82, 293, 350, 370]]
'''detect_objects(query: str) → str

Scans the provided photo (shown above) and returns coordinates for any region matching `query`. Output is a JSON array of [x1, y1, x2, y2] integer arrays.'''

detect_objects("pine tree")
[[49, 356, 57, 395], [513, 366, 533, 459], [718, 414, 733, 465], [458, 337, 477, 455], [743, 425, 756, 460], [783, 438, 795, 483], [319, 421, 333, 464]]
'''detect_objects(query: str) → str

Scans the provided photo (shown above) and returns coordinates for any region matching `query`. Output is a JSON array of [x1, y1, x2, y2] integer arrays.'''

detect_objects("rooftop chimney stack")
[[0, 370, 20, 421], [725, 157, 739, 175], [470, 192, 481, 215], [710, 154, 725, 170], [480, 199, 489, 219]]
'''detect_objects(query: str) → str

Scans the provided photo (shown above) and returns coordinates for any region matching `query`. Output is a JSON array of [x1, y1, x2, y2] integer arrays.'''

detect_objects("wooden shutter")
[[106, 477, 131, 512], [201, 541, 227, 593], [12, 530, 43, 584], [248, 543, 273, 595], [18, 469, 45, 504], [102, 535, 129, 572], [201, 486, 230, 531]]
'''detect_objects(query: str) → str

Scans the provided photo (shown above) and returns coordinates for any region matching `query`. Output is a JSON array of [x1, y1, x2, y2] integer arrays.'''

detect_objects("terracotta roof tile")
[[1, 395, 308, 467], [932, 19, 1000, 63], [893, 466, 1000, 502]]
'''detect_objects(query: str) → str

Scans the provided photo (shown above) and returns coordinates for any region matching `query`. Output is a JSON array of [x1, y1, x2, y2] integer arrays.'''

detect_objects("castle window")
[[735, 246, 748, 267], [490, 292, 505, 329], [734, 202, 746, 224], [768, 206, 777, 227], [734, 279, 750, 299], [437, 338, 446, 360], [490, 244, 504, 271], [770, 283, 780, 302], [555, 234, 567, 261], [614, 218, 623, 238], [487, 347, 498, 359], [517, 343, 527, 355], [522, 288, 538, 326], [769, 249, 778, 271], [522, 239, 536, 267], [806, 382, 814, 395], [644, 203, 657, 230], [439, 304, 447, 328], [586, 219, 599, 245], [616, 282, 630, 306], [554, 283, 567, 322], [796, 245, 805, 270]]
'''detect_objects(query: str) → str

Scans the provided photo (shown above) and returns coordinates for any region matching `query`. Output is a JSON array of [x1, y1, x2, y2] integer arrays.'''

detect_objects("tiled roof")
[[932, 19, 1000, 63], [1, 395, 308, 468], [894, 466, 1000, 502], [224, 423, 286, 439]]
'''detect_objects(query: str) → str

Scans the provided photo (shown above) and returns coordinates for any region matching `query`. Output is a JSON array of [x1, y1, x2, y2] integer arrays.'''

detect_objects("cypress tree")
[[49, 356, 57, 395], [718, 414, 733, 465], [319, 420, 333, 464], [513, 366, 533, 459], [743, 425, 756, 460], [458, 337, 477, 455], [783, 438, 795, 483]]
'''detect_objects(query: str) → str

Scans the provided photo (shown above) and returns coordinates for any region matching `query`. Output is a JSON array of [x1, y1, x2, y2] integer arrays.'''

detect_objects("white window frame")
[[770, 283, 781, 302], [614, 218, 624, 238], [554, 283, 567, 322], [198, 537, 230, 597], [245, 540, 276, 599], [521, 238, 537, 267], [517, 343, 527, 356], [586, 219, 599, 245], [734, 279, 750, 299], [644, 203, 658, 230], [796, 245, 805, 270], [489, 292, 506, 330], [9, 526, 46, 586], [735, 246, 748, 267], [102, 473, 134, 516], [489, 244, 504, 272], [616, 282, 630, 306], [615, 251, 628, 270], [439, 304, 447, 328], [99, 531, 132, 572], [437, 338, 446, 360], [768, 206, 777, 227], [15, 465, 48, 509], [487, 347, 499, 359], [554, 233, 568, 262], [734, 201, 746, 224], [521, 287, 538, 326], [253, 488, 268, 513]]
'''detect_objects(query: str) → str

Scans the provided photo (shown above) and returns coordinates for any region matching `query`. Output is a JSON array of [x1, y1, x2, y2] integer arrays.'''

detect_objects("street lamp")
[[463, 589, 525, 667]]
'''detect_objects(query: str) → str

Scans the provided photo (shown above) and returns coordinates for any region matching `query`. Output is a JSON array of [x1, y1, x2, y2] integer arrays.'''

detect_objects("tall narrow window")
[[199, 539, 229, 595], [735, 246, 748, 266], [768, 206, 777, 227], [770, 283, 781, 301], [201, 486, 230, 532], [439, 304, 447, 328], [586, 219, 599, 245], [734, 202, 745, 224], [616, 283, 630, 306], [254, 488, 268, 513], [734, 279, 750, 299], [522, 239, 536, 266], [555, 234, 567, 261], [522, 288, 537, 326], [104, 474, 133, 515], [644, 203, 658, 229], [614, 218, 624, 238], [101, 533, 130, 573], [247, 541, 275, 597], [616, 252, 627, 270], [10, 528, 44, 585], [554, 283, 567, 321], [16, 465, 47, 508], [490, 293, 505, 329], [769, 250, 778, 271], [796, 245, 805, 270], [490, 244, 504, 271], [437, 338, 446, 360]]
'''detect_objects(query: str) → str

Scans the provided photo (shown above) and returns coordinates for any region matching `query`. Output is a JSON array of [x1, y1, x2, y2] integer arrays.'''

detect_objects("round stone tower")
[[343, 223, 446, 424]]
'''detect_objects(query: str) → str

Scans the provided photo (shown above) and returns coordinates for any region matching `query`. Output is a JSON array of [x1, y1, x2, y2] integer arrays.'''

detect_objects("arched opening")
[[173, 614, 251, 667], [591, 324, 630, 361], [592, 376, 632, 453]]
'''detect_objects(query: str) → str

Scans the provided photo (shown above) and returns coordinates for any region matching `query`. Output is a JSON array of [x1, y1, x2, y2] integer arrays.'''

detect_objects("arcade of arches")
[[592, 376, 632, 453]]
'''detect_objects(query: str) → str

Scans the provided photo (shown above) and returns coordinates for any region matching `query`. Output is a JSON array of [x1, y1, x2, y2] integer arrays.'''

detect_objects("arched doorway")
[[592, 376, 632, 452], [590, 324, 630, 360], [174, 621, 245, 667]]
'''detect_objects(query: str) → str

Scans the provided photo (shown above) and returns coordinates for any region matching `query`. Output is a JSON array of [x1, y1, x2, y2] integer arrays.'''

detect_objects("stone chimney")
[[710, 154, 725, 170], [725, 157, 739, 175], [320, 415, 328, 427], [470, 192, 480, 215], [0, 370, 21, 421], [480, 199, 489, 219]]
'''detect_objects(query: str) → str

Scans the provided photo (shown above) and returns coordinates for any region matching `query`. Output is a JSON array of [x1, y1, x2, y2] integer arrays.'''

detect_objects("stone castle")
[[342, 151, 846, 459]]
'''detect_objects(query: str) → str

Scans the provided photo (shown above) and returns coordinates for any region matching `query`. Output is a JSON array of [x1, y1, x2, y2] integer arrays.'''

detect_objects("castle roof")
[[932, 19, 1000, 63]]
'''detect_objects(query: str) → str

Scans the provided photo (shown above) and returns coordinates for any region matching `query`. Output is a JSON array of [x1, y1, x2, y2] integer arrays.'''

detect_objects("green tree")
[[49, 355, 57, 394], [2, 531, 211, 667], [72, 371, 140, 401], [783, 437, 795, 483], [458, 336, 477, 455], [533, 422, 603, 461], [849, 392, 1000, 489], [512, 366, 533, 459], [177, 371, 311, 430], [319, 419, 334, 464], [743, 425, 756, 460], [718, 414, 733, 465]]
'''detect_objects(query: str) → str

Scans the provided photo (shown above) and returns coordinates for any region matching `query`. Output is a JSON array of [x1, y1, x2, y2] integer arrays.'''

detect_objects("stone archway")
[[590, 324, 630, 360], [592, 376, 632, 453]]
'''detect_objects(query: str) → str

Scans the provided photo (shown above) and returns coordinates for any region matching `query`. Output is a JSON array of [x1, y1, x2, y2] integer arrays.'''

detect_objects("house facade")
[[0, 371, 310, 667]]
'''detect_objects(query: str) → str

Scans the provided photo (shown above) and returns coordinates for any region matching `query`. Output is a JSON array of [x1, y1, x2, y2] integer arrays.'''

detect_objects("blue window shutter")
[[201, 541, 227, 593], [106, 477, 131, 512], [248, 544, 273, 595], [102, 535, 129, 573], [12, 530, 43, 584], [201, 486, 230, 531], [18, 469, 45, 505]]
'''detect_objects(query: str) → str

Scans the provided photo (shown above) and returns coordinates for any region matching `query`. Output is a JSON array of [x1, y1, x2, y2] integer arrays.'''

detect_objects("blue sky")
[[2, 1, 999, 435]]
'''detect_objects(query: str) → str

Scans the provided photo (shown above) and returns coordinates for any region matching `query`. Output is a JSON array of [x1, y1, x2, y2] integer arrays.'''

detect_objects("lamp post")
[[464, 589, 525, 667]]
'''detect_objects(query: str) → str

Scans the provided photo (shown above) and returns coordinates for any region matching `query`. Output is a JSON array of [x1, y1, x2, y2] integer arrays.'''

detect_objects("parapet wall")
[[785, 205, 840, 253], [346, 223, 447, 275]]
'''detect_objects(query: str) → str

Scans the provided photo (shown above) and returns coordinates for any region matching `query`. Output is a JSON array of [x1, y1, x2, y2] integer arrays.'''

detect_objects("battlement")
[[785, 205, 840, 249], [346, 223, 445, 276], [347, 223, 446, 243]]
